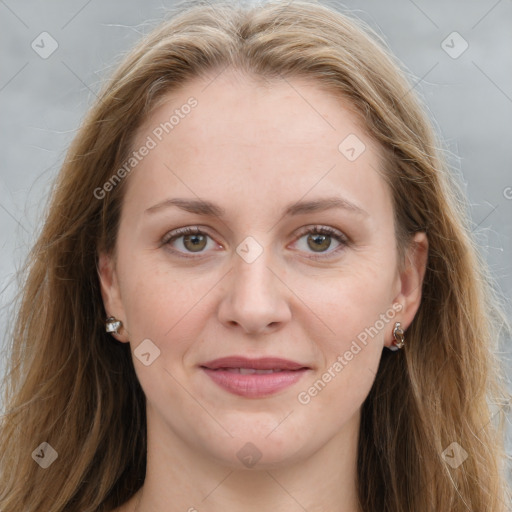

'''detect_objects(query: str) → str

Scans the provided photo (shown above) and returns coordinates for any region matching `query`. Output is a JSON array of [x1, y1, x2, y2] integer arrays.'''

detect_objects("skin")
[[99, 68, 428, 512]]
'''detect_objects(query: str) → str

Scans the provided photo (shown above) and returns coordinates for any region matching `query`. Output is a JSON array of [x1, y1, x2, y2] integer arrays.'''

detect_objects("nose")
[[217, 244, 292, 335]]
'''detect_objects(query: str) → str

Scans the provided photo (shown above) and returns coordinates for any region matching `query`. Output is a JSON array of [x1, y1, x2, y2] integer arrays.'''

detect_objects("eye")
[[292, 225, 348, 259], [162, 226, 218, 257], [161, 225, 349, 260]]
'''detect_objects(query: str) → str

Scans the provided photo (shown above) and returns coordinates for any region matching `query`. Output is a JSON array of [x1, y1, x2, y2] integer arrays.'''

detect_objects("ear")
[[97, 251, 129, 343], [386, 231, 428, 348]]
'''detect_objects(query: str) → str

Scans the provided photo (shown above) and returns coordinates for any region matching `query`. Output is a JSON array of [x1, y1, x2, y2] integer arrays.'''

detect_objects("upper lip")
[[200, 356, 310, 371]]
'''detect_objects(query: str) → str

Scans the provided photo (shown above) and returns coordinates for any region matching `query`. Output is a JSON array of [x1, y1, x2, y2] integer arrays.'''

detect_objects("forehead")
[[138, 69, 369, 149], [123, 69, 390, 222]]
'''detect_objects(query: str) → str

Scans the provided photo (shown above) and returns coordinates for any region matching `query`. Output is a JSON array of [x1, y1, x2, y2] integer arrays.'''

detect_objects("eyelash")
[[161, 225, 349, 261]]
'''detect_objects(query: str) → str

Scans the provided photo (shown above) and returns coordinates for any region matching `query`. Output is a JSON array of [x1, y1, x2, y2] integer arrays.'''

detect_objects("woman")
[[0, 1, 509, 511]]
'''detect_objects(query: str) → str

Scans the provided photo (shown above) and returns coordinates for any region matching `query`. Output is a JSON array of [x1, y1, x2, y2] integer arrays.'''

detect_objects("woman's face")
[[99, 69, 426, 469]]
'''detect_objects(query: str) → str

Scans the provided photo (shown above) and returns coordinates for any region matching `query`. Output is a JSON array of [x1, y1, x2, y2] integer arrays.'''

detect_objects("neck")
[[133, 405, 362, 512]]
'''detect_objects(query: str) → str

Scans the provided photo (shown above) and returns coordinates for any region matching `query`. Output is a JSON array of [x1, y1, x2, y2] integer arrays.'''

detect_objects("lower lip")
[[201, 368, 309, 398]]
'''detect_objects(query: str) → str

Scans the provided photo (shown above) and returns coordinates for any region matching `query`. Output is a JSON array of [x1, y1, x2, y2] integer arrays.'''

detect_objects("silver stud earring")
[[388, 322, 405, 351], [105, 316, 122, 334]]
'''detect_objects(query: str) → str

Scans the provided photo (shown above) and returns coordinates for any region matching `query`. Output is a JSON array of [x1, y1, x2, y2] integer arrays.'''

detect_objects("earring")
[[105, 316, 122, 334], [389, 322, 405, 351]]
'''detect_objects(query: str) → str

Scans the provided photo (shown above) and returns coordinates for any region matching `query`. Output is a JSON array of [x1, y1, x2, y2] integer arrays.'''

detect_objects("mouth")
[[199, 356, 311, 398], [200, 356, 310, 371], [203, 367, 302, 374]]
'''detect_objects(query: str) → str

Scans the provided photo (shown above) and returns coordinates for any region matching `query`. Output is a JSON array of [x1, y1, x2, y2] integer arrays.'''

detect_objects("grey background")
[[1, 0, 511, 489]]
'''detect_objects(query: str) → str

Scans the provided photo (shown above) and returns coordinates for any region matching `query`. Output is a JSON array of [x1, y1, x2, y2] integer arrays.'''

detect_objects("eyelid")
[[293, 224, 348, 242], [160, 226, 212, 245]]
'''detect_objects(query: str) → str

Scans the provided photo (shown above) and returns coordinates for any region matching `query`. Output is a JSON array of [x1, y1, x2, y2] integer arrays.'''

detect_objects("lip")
[[200, 356, 310, 371], [199, 356, 311, 398]]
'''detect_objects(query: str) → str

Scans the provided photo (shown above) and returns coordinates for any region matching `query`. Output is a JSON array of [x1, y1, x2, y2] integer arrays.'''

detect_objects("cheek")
[[295, 269, 391, 420], [118, 252, 217, 347], [298, 253, 396, 383], [117, 259, 212, 399], [308, 258, 396, 337]]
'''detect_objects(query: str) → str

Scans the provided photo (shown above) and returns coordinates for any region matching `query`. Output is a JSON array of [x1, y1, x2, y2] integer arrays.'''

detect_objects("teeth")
[[221, 368, 283, 374]]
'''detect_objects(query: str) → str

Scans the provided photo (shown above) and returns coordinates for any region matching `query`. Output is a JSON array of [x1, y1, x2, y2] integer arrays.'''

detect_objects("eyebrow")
[[145, 196, 369, 218]]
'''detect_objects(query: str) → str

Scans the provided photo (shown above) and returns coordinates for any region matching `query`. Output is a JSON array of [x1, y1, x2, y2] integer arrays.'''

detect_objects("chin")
[[203, 429, 314, 470]]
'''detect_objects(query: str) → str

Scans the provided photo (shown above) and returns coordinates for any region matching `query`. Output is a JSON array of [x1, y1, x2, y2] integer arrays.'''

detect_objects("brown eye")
[[293, 225, 348, 259], [307, 232, 332, 252], [162, 227, 214, 256], [182, 233, 208, 252]]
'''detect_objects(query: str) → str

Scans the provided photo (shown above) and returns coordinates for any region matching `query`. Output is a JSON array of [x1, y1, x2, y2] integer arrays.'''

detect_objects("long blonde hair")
[[1, 1, 510, 510]]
